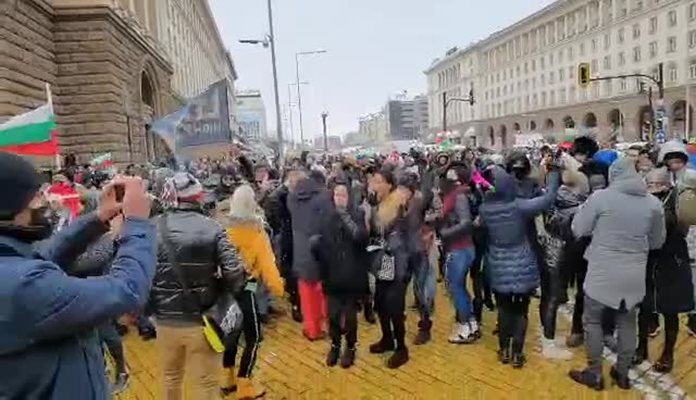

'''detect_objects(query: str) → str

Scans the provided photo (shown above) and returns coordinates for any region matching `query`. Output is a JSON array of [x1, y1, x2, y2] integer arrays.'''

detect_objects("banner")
[[151, 80, 231, 153]]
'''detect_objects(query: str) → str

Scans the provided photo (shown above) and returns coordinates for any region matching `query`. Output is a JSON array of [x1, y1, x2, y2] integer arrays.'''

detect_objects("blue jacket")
[[0, 214, 156, 400], [480, 168, 559, 294]]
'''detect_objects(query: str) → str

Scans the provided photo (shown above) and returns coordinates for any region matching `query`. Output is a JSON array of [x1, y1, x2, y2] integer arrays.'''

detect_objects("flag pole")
[[687, 84, 691, 141], [46, 83, 61, 169]]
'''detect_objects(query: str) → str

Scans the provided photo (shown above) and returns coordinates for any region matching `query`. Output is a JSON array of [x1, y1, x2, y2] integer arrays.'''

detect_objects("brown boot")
[[236, 378, 266, 400], [220, 368, 237, 396]]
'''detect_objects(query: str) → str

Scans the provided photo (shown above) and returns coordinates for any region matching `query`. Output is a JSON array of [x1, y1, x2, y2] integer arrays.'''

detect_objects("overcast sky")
[[209, 0, 554, 142]]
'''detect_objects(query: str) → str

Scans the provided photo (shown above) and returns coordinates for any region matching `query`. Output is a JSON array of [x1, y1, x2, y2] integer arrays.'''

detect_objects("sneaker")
[[386, 347, 409, 369], [511, 353, 527, 369], [448, 323, 473, 344], [541, 337, 573, 360], [609, 366, 631, 390], [326, 345, 340, 367], [468, 319, 481, 340], [138, 328, 156, 341], [340, 346, 356, 368], [569, 369, 604, 391], [565, 333, 583, 348], [111, 372, 130, 395], [369, 338, 395, 354]]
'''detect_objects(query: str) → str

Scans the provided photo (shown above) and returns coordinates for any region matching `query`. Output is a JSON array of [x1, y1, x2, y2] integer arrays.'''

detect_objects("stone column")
[[598, 0, 604, 26]]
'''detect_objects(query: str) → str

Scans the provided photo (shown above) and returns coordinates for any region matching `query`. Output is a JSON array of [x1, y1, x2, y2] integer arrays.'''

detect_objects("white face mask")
[[446, 169, 458, 181]]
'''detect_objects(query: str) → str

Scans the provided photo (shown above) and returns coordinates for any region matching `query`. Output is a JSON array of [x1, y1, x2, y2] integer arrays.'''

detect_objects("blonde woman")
[[222, 185, 284, 399]]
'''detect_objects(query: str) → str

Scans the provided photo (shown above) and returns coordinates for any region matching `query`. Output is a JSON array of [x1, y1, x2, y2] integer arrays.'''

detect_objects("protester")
[[287, 169, 334, 340], [368, 168, 411, 368], [570, 158, 666, 391], [313, 180, 369, 368], [479, 163, 560, 368], [223, 184, 284, 398], [149, 172, 246, 400], [0, 152, 155, 399]]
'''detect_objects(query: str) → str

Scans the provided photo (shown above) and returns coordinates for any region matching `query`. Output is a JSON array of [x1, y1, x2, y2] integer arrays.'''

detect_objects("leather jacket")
[[149, 205, 246, 322]]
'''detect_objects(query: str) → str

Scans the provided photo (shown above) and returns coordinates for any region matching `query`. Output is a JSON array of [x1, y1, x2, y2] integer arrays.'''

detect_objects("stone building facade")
[[426, 0, 696, 149], [1, 0, 236, 164]]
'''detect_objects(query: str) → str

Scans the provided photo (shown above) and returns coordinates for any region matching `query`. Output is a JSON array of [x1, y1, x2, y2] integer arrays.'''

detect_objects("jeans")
[[99, 321, 125, 374], [157, 324, 220, 400], [583, 295, 636, 377], [445, 248, 476, 322], [411, 251, 436, 323], [223, 290, 262, 377]]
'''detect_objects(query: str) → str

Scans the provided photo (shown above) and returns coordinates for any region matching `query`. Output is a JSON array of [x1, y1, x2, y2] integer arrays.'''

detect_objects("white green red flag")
[[0, 86, 59, 155], [90, 153, 113, 170]]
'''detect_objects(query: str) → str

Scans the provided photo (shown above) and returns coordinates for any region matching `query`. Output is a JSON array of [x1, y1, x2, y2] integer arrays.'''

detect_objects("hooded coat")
[[287, 177, 334, 281], [479, 167, 560, 294], [572, 159, 666, 310]]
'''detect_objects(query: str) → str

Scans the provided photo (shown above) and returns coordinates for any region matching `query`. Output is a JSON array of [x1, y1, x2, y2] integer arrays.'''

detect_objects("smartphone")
[[114, 184, 125, 202]]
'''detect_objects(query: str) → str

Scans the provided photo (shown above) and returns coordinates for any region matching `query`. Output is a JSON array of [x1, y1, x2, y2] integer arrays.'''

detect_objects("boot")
[[653, 353, 674, 373], [569, 369, 604, 391], [541, 337, 573, 360], [511, 352, 527, 369], [369, 337, 395, 354], [220, 368, 237, 396], [609, 366, 631, 390], [386, 347, 409, 369], [497, 348, 511, 364], [326, 344, 340, 367], [414, 319, 432, 345], [111, 372, 129, 395], [364, 302, 376, 324], [565, 333, 583, 348], [340, 345, 356, 368], [236, 378, 266, 400], [291, 304, 303, 323]]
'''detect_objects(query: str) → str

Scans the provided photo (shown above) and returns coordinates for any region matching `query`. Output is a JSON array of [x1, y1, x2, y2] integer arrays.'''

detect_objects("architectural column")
[[599, 0, 604, 26], [128, 0, 135, 13], [143, 0, 150, 31]]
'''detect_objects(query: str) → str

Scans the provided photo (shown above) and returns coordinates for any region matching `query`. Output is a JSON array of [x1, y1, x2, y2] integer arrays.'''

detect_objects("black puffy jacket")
[[149, 205, 246, 322]]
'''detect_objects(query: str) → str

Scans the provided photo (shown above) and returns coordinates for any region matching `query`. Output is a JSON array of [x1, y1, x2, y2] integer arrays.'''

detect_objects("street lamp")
[[239, 0, 284, 156], [295, 49, 327, 146], [287, 81, 308, 145], [321, 111, 329, 152]]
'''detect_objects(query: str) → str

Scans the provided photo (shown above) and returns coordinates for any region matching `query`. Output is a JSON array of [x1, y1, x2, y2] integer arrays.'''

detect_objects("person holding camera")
[[0, 151, 156, 399]]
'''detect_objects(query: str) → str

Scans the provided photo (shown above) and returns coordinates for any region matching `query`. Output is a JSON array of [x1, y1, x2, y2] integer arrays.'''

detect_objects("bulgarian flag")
[[0, 84, 59, 156], [90, 153, 113, 170]]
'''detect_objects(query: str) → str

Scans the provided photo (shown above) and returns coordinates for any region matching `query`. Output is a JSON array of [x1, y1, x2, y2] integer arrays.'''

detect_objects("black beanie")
[[0, 152, 41, 220]]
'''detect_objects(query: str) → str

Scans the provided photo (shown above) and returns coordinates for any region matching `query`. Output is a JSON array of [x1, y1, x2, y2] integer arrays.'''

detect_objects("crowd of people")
[[1, 134, 696, 399]]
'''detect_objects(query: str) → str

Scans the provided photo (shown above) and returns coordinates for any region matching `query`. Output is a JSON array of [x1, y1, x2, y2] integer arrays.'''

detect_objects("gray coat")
[[572, 159, 666, 310]]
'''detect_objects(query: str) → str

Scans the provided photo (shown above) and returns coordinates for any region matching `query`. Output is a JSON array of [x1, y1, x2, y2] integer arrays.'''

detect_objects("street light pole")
[[321, 111, 329, 152], [295, 50, 327, 147], [267, 0, 283, 156]]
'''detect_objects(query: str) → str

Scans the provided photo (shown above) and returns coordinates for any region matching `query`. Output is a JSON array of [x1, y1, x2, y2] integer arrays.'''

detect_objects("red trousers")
[[298, 280, 327, 340]]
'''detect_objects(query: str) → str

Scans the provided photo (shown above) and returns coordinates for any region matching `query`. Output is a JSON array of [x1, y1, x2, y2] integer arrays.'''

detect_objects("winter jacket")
[[264, 183, 293, 268], [69, 233, 116, 278], [313, 207, 370, 296], [150, 205, 246, 323], [479, 168, 560, 294], [644, 189, 695, 314], [369, 191, 411, 282], [440, 186, 474, 251], [572, 159, 666, 310], [287, 178, 334, 281], [541, 186, 588, 274], [226, 217, 284, 298], [0, 214, 156, 400]]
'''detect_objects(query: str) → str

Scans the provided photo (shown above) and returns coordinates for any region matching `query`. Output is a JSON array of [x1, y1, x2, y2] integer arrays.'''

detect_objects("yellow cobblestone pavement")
[[115, 284, 696, 400]]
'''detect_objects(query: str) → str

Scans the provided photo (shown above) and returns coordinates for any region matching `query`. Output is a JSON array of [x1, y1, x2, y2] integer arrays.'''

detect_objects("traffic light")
[[578, 63, 591, 88]]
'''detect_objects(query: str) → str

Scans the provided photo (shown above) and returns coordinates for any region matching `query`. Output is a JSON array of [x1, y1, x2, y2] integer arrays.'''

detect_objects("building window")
[[604, 55, 611, 69], [592, 38, 598, 53], [633, 46, 642, 62], [580, 42, 585, 56], [568, 46, 574, 60], [669, 65, 678, 82], [591, 59, 598, 72], [669, 10, 678, 27], [569, 66, 575, 80], [649, 41, 658, 58], [550, 90, 555, 105], [604, 33, 611, 50], [650, 17, 658, 34], [559, 68, 565, 81], [691, 3, 696, 21], [618, 51, 626, 66], [618, 28, 625, 44], [604, 80, 613, 96], [633, 23, 641, 39], [620, 78, 627, 92], [549, 71, 555, 84], [541, 74, 545, 86], [690, 61, 696, 80], [690, 30, 696, 49], [667, 36, 677, 53], [549, 53, 554, 66], [559, 50, 564, 63]]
